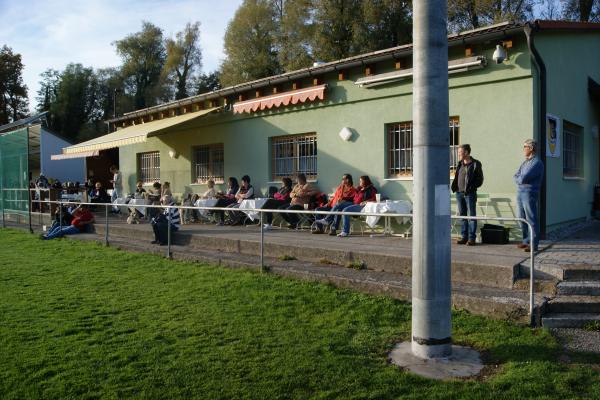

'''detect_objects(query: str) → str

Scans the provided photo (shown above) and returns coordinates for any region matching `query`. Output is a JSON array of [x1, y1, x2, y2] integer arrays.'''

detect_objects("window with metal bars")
[[563, 121, 583, 178], [193, 144, 224, 183], [271, 133, 317, 180], [387, 117, 460, 177], [137, 151, 160, 183]]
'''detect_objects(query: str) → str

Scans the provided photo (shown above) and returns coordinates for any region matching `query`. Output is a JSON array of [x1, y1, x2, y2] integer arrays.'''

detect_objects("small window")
[[387, 117, 460, 177], [193, 144, 224, 183], [137, 151, 160, 183], [271, 133, 317, 180], [563, 121, 583, 178]]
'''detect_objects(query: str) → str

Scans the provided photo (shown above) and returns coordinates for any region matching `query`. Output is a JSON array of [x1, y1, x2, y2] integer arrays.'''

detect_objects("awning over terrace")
[[53, 107, 222, 159], [233, 84, 327, 114]]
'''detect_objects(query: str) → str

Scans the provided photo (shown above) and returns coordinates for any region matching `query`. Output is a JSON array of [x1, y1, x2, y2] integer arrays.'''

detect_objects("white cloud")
[[0, 0, 242, 111]]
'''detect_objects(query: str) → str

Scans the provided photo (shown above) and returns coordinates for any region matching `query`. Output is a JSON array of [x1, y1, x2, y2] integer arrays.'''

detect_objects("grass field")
[[1, 228, 599, 399]]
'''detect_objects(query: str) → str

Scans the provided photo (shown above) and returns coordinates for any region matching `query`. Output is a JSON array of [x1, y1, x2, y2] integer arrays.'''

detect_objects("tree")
[[164, 22, 203, 100], [561, 0, 600, 21], [448, 0, 535, 32], [220, 0, 281, 86], [114, 21, 166, 109], [271, 0, 315, 71], [311, 0, 363, 61], [0, 45, 29, 124], [194, 72, 222, 94], [355, 0, 413, 52]]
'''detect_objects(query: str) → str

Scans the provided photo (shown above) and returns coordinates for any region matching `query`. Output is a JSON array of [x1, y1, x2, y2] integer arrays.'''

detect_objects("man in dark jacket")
[[451, 144, 484, 245]]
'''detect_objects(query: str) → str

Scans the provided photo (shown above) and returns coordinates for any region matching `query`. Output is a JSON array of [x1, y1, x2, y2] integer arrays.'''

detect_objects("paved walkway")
[[535, 221, 600, 268]]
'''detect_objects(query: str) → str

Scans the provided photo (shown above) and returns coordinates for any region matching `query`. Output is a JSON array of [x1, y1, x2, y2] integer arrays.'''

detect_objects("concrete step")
[[556, 281, 600, 296], [533, 262, 600, 281], [68, 233, 541, 324], [94, 223, 519, 290], [541, 312, 600, 328], [545, 296, 600, 314]]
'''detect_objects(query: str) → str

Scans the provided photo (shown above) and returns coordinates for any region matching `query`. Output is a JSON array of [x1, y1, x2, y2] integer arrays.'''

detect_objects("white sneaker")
[[337, 231, 349, 237], [263, 224, 272, 230]]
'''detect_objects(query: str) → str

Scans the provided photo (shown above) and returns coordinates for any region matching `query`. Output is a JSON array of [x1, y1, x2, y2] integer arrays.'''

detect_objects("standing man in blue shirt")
[[513, 139, 544, 252]]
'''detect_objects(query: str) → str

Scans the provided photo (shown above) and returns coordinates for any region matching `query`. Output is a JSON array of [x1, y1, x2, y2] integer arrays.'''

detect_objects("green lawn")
[[0, 228, 599, 399]]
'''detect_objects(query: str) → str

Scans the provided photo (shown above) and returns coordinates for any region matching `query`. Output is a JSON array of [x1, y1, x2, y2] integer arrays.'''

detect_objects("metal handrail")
[[19, 198, 536, 324]]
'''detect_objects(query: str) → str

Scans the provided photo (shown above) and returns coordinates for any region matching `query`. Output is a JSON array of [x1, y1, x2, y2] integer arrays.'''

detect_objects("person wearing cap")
[[513, 139, 544, 252], [451, 144, 484, 246]]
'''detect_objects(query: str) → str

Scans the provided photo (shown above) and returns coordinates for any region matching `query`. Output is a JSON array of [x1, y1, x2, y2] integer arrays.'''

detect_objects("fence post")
[[2, 188, 5, 228], [59, 201, 62, 231], [260, 211, 265, 272], [105, 204, 109, 246], [167, 207, 172, 259], [529, 222, 535, 326]]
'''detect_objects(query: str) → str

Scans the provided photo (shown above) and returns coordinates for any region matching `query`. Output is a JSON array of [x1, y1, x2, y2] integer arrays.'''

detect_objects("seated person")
[[201, 179, 217, 199], [134, 181, 146, 198], [279, 174, 319, 229], [181, 192, 200, 223], [262, 177, 292, 230], [89, 182, 110, 204], [226, 175, 254, 226], [162, 181, 172, 197], [151, 195, 181, 245], [42, 205, 95, 240], [338, 175, 378, 237], [214, 177, 239, 225], [147, 182, 162, 219], [313, 173, 357, 235], [48, 205, 74, 232]]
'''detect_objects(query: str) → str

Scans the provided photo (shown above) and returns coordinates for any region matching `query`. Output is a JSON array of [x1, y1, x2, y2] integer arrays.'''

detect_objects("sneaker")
[[328, 229, 337, 236], [466, 240, 476, 246], [456, 238, 468, 245], [312, 225, 324, 234], [337, 231, 349, 237], [151, 240, 159, 244], [263, 224, 272, 230], [516, 243, 528, 249]]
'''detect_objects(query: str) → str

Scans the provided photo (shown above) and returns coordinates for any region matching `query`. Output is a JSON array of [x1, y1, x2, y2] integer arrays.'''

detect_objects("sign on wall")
[[546, 114, 561, 158]]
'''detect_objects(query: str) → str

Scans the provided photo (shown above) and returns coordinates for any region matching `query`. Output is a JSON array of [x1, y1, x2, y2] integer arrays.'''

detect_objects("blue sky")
[[0, 0, 243, 110]]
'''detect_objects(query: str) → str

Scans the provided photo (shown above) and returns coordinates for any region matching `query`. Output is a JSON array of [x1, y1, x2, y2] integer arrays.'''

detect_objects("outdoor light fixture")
[[168, 149, 179, 159], [338, 127, 353, 141]]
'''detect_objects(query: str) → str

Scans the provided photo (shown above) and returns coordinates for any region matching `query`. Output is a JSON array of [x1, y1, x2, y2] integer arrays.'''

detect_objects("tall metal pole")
[[26, 126, 33, 233], [411, 0, 452, 359]]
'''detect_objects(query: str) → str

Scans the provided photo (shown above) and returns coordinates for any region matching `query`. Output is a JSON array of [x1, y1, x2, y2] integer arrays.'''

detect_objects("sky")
[[0, 0, 244, 111]]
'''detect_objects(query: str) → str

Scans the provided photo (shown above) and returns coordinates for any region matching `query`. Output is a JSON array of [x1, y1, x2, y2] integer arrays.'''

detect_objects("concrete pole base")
[[389, 342, 483, 380]]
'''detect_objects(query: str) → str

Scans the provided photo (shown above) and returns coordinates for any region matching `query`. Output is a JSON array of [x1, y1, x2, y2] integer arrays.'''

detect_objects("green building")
[[56, 20, 600, 235]]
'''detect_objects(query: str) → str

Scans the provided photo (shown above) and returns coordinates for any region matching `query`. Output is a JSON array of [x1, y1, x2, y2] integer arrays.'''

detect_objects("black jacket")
[[451, 158, 484, 194]]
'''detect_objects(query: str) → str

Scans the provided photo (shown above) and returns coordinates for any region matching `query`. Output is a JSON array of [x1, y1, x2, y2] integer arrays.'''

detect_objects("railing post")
[[167, 206, 172, 259], [2, 188, 6, 228], [59, 201, 63, 231], [105, 204, 109, 246], [529, 222, 535, 326], [260, 211, 265, 272]]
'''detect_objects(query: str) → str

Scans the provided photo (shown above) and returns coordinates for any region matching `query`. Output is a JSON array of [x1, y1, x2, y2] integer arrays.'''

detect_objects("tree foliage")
[[448, 0, 535, 32], [164, 22, 203, 100], [561, 0, 600, 21], [271, 0, 314, 71], [220, 0, 281, 87], [194, 72, 222, 94], [0, 45, 29, 125], [114, 21, 166, 109]]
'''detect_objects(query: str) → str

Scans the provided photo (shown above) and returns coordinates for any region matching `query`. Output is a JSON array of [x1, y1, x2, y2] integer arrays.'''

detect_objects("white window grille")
[[193, 144, 224, 183], [387, 117, 460, 177], [563, 121, 583, 178], [137, 151, 160, 183], [271, 133, 317, 180]]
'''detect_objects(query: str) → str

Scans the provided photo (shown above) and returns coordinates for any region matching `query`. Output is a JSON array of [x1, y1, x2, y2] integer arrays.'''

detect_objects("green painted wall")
[[119, 37, 535, 226], [535, 32, 600, 228]]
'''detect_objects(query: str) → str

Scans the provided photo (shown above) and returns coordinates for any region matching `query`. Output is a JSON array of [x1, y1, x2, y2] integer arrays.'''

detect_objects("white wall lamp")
[[492, 40, 512, 64], [168, 149, 179, 159], [339, 127, 353, 141]]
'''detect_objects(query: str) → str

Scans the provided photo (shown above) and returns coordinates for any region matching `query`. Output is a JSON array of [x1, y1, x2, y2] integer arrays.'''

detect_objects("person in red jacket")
[[313, 173, 357, 235], [337, 175, 378, 237], [42, 205, 95, 240]]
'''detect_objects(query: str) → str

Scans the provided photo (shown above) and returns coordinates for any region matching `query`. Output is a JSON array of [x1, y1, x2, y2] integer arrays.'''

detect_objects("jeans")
[[516, 190, 540, 249], [317, 201, 353, 230], [280, 204, 303, 226], [152, 219, 178, 244], [456, 192, 477, 242], [44, 225, 80, 240], [341, 204, 363, 234]]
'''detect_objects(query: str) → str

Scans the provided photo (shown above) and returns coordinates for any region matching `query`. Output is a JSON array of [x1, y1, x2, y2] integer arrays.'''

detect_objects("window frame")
[[192, 143, 225, 184], [562, 121, 584, 179], [386, 117, 460, 178], [270, 133, 317, 181], [137, 151, 160, 184]]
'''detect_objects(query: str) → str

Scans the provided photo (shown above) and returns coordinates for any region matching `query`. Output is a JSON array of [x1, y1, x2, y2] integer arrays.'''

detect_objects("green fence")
[[0, 127, 30, 224]]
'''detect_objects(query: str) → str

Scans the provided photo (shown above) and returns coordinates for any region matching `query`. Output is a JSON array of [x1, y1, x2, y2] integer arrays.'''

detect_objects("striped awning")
[[233, 84, 326, 114], [55, 107, 221, 156], [51, 150, 99, 160]]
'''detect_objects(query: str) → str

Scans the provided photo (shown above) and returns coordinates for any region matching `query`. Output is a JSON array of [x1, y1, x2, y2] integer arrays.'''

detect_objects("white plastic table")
[[239, 198, 269, 221], [194, 198, 218, 216], [361, 200, 412, 236], [129, 198, 148, 216]]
